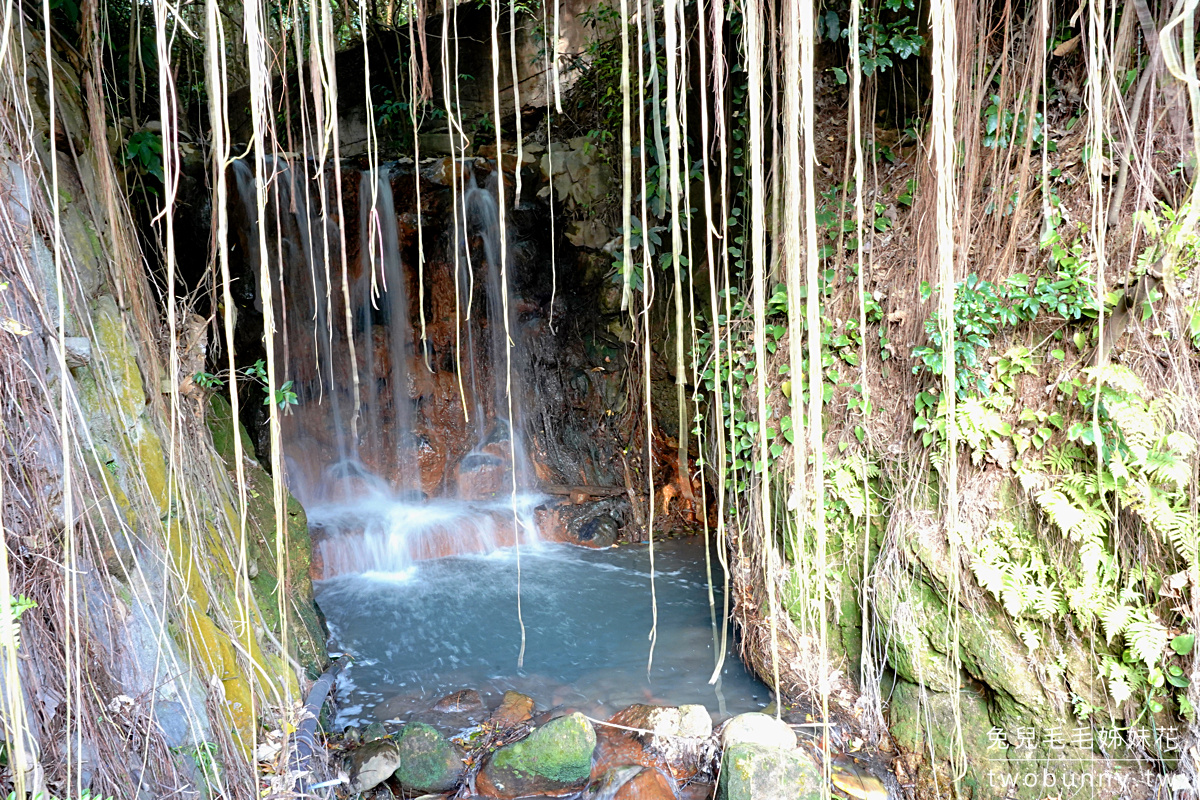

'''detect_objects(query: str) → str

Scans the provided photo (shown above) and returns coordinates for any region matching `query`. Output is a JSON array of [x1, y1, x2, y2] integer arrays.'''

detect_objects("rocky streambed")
[[334, 689, 894, 800]]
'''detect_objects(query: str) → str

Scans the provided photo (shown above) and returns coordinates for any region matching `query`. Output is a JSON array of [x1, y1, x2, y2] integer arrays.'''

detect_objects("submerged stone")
[[489, 690, 535, 728], [432, 688, 485, 714], [716, 743, 821, 800], [392, 721, 466, 794], [585, 765, 677, 800], [614, 766, 677, 800], [477, 712, 597, 798]]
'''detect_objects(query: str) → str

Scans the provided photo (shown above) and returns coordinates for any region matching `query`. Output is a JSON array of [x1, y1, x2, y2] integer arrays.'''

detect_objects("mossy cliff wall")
[[0, 22, 324, 796]]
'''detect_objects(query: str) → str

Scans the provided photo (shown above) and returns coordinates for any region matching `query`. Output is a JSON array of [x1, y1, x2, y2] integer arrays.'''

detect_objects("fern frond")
[[1015, 459, 1046, 492], [1104, 658, 1134, 702], [1166, 430, 1197, 459], [1046, 444, 1084, 473], [1099, 601, 1132, 644], [1029, 583, 1065, 618], [1143, 449, 1190, 491], [1089, 364, 1146, 395], [1124, 608, 1169, 668], [1108, 399, 1158, 451], [1014, 620, 1041, 652]]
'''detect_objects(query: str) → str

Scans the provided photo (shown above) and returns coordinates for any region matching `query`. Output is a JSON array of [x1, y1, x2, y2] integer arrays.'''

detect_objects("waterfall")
[[357, 167, 418, 496], [454, 171, 533, 497], [229, 158, 540, 578]]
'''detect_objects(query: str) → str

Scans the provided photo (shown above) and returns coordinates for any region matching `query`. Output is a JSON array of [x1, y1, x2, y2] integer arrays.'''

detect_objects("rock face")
[[477, 712, 598, 798], [717, 743, 821, 800], [392, 722, 466, 794], [348, 740, 402, 793]]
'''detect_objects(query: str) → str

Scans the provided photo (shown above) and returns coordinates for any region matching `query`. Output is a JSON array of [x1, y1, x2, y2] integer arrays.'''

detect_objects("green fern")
[[1125, 608, 1169, 668]]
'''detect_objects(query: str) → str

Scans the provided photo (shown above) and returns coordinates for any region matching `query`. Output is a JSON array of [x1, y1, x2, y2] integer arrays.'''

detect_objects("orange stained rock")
[[613, 768, 677, 800], [488, 690, 535, 728]]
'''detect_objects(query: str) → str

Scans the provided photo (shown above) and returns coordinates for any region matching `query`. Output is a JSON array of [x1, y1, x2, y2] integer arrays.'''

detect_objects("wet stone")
[[348, 739, 402, 793], [577, 515, 619, 548], [716, 743, 821, 800], [489, 690, 535, 728], [584, 765, 643, 798], [392, 721, 466, 794], [362, 721, 389, 742], [720, 713, 797, 751], [614, 767, 677, 800], [585, 765, 677, 800], [602, 704, 713, 781], [477, 712, 597, 798], [433, 688, 486, 714]]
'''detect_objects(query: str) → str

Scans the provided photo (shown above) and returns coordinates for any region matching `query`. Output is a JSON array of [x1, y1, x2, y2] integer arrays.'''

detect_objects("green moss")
[[392, 722, 465, 793], [490, 712, 596, 784], [92, 296, 148, 426], [206, 395, 325, 670], [207, 394, 256, 465], [716, 743, 821, 800]]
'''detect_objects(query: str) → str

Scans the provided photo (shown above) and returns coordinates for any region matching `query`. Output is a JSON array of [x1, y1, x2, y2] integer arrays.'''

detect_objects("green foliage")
[[1, 595, 36, 652], [172, 741, 222, 789], [695, 281, 884, 491], [244, 359, 299, 410], [197, 359, 298, 410], [911, 230, 1098, 396], [982, 95, 1055, 151], [820, 0, 925, 76], [123, 131, 164, 183], [952, 364, 1198, 710], [194, 371, 224, 390]]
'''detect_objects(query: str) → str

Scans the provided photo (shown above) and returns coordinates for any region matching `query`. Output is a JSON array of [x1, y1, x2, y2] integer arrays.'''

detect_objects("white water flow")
[[455, 171, 533, 497]]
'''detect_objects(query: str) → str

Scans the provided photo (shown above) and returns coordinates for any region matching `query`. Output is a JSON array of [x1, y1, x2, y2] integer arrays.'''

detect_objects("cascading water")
[[229, 157, 766, 730], [231, 158, 541, 578]]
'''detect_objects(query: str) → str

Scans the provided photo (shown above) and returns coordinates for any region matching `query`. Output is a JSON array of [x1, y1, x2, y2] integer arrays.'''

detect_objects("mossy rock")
[[477, 712, 596, 797], [207, 393, 256, 466], [716, 743, 821, 800], [887, 678, 1099, 800], [392, 722, 465, 794], [206, 394, 325, 670]]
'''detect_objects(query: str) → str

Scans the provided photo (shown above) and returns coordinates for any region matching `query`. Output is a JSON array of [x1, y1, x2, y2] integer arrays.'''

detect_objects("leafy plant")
[[831, 0, 926, 76], [1, 595, 36, 651], [194, 371, 224, 389], [911, 237, 1099, 397], [123, 130, 164, 182], [982, 94, 1055, 151]]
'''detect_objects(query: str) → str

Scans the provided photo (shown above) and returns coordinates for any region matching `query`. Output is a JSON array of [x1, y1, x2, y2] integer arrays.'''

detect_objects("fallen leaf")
[[1053, 34, 1081, 56], [2, 318, 31, 336]]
